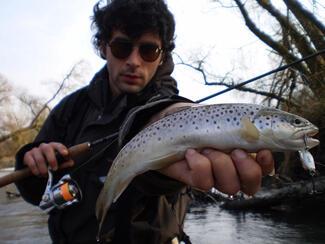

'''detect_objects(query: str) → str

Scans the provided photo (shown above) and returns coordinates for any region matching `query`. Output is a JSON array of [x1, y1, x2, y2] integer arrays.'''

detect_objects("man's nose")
[[126, 48, 141, 67]]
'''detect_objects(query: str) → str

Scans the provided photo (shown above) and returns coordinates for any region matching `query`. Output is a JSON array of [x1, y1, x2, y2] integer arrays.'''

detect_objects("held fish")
[[96, 103, 319, 232]]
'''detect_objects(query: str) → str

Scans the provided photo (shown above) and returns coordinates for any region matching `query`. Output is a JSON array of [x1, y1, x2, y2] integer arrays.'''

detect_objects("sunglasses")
[[108, 39, 163, 62]]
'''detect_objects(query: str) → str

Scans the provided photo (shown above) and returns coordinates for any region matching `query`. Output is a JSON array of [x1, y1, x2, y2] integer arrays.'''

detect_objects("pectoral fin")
[[240, 116, 260, 142]]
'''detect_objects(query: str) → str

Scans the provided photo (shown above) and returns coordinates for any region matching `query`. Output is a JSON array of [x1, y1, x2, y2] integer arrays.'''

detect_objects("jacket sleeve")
[[119, 95, 194, 196], [14, 92, 80, 205]]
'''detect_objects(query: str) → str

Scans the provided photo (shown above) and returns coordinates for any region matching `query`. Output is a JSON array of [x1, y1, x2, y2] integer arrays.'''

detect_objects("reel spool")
[[39, 170, 82, 213]]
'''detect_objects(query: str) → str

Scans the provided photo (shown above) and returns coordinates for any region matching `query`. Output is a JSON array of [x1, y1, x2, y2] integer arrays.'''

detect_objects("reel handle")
[[0, 142, 90, 187]]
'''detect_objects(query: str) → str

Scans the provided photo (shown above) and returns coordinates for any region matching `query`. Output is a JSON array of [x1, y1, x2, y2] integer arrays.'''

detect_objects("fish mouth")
[[292, 127, 319, 149]]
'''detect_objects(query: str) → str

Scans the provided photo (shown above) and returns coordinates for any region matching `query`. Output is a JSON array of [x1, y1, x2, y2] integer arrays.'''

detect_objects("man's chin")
[[122, 85, 144, 95]]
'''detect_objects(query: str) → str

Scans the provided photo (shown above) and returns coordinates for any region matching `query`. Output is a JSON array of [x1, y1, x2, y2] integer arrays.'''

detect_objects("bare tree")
[[229, 0, 325, 109], [0, 61, 88, 167], [0, 61, 86, 143], [0, 74, 12, 105]]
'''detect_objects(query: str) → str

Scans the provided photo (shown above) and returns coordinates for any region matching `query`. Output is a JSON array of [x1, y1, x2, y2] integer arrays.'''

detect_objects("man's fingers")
[[159, 160, 190, 183], [256, 149, 275, 176], [23, 152, 40, 176], [202, 149, 240, 195], [184, 149, 214, 191], [159, 149, 214, 191], [47, 143, 71, 170], [231, 149, 262, 196], [23, 142, 73, 177], [50, 143, 70, 158], [30, 147, 48, 176], [39, 143, 59, 171], [160, 148, 270, 197]]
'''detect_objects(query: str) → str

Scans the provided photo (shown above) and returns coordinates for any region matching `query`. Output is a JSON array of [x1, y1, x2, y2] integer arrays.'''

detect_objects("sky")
[[0, 0, 276, 106]]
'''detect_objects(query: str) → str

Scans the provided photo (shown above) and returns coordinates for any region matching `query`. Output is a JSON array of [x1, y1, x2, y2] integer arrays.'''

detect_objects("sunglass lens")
[[140, 44, 161, 62], [110, 41, 133, 59]]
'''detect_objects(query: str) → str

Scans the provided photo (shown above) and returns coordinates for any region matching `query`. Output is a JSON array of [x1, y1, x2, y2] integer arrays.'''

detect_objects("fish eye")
[[292, 118, 303, 126], [294, 119, 301, 125]]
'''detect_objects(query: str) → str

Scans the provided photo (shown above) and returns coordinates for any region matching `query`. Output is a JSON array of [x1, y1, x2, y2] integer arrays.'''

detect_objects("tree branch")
[[0, 62, 81, 144], [29, 62, 80, 127], [256, 0, 320, 74], [284, 0, 325, 36], [233, 0, 310, 74]]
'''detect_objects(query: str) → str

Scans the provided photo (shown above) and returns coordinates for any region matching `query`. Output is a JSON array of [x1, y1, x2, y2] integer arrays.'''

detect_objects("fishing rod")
[[196, 49, 325, 103], [0, 132, 119, 188]]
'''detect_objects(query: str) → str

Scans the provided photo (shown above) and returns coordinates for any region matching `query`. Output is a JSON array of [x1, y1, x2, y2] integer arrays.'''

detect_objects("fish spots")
[[123, 104, 274, 162]]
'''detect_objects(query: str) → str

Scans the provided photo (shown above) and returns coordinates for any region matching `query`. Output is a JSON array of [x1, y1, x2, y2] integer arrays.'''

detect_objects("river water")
[[1, 185, 325, 244]]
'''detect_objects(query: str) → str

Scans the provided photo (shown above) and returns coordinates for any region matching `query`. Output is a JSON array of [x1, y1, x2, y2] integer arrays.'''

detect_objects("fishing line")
[[315, 162, 325, 168], [196, 49, 325, 103], [69, 133, 119, 177]]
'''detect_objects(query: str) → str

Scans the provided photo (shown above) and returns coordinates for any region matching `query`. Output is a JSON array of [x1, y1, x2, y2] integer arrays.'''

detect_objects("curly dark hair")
[[91, 0, 176, 59]]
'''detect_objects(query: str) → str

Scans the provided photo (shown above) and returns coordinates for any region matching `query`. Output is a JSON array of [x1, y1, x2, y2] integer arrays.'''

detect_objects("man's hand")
[[159, 148, 274, 196], [23, 142, 74, 176]]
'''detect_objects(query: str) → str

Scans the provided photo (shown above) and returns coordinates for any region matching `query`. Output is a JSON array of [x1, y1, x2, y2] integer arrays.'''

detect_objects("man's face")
[[104, 30, 163, 97]]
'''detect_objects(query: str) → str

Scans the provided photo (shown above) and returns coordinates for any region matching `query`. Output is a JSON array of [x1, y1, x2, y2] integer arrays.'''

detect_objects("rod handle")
[[0, 142, 90, 188]]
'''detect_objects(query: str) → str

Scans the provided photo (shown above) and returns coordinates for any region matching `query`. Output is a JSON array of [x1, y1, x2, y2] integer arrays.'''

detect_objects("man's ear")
[[99, 43, 107, 59], [159, 53, 165, 65]]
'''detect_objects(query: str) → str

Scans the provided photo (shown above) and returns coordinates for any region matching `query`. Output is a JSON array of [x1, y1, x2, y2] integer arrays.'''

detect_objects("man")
[[15, 0, 274, 243]]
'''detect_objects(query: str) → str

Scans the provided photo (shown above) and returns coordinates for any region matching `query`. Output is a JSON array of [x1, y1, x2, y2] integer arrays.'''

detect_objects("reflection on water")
[[0, 185, 50, 244], [1, 185, 325, 244], [185, 204, 325, 244]]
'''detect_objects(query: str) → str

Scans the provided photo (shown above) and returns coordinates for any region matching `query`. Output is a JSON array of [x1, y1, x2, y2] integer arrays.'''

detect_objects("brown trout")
[[96, 103, 319, 231]]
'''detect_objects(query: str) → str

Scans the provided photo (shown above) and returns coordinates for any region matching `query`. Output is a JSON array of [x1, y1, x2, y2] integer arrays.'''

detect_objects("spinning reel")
[[39, 170, 82, 213]]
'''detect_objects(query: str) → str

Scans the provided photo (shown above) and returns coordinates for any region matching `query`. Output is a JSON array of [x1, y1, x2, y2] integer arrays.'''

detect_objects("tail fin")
[[95, 176, 134, 236]]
